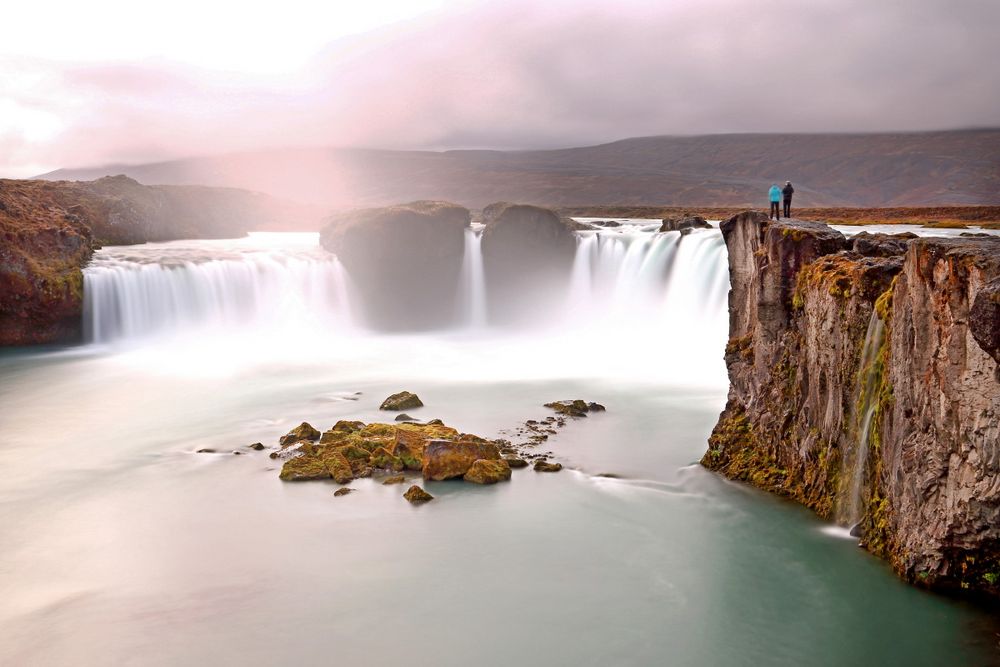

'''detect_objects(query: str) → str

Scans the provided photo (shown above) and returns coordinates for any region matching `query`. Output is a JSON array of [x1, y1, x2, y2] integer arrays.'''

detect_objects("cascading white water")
[[456, 226, 487, 327], [841, 313, 887, 527], [83, 234, 354, 344], [82, 226, 731, 374]]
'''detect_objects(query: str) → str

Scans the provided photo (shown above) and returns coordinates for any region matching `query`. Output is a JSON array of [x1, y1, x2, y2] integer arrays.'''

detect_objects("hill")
[[37, 130, 1000, 210]]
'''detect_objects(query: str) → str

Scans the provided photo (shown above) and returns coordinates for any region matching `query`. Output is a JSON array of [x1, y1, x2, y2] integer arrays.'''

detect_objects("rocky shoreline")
[[703, 211, 1000, 598]]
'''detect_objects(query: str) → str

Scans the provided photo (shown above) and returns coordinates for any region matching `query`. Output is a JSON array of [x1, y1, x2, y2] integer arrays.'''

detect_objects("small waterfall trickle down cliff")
[[841, 313, 887, 528]]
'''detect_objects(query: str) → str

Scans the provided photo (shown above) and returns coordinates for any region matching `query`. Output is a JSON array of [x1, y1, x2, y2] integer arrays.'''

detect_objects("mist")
[[3, 0, 999, 177]]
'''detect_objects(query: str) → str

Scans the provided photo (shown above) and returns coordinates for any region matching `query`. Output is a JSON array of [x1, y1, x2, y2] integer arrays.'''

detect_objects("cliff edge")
[[0, 176, 314, 345], [703, 211, 1000, 597]]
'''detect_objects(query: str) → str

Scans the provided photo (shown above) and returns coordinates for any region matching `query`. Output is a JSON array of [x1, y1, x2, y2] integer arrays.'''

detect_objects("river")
[[1, 223, 996, 665]]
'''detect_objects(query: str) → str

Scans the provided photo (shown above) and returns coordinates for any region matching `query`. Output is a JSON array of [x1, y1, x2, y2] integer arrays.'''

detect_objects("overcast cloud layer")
[[2, 0, 999, 176]]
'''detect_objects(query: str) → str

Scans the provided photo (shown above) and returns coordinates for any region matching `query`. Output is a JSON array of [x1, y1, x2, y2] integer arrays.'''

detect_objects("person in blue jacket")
[[768, 184, 782, 220]]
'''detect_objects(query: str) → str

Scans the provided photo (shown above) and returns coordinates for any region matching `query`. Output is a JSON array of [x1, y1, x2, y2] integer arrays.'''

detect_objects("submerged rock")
[[334, 487, 354, 497], [464, 459, 512, 484], [380, 391, 424, 411], [404, 485, 434, 504], [279, 422, 321, 447], [422, 439, 501, 481], [533, 460, 563, 472], [248, 442, 266, 451], [382, 474, 406, 485], [196, 448, 216, 454], [394, 413, 416, 422]]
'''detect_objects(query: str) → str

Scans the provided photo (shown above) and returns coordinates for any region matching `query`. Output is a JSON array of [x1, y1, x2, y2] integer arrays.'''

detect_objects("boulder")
[[660, 214, 711, 234], [248, 442, 265, 451], [323, 451, 355, 485], [394, 413, 417, 422], [279, 454, 332, 481], [480, 203, 582, 324], [504, 457, 529, 469], [464, 459, 512, 484], [380, 391, 424, 411], [279, 422, 321, 447], [319, 201, 470, 329], [330, 420, 366, 433], [370, 446, 405, 472], [404, 485, 434, 504], [534, 460, 563, 472], [422, 439, 502, 481]]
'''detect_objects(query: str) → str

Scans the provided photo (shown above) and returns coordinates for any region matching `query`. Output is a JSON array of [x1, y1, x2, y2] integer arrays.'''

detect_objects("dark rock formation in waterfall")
[[479, 203, 581, 324], [320, 201, 471, 330], [0, 176, 304, 346], [703, 210, 1000, 598]]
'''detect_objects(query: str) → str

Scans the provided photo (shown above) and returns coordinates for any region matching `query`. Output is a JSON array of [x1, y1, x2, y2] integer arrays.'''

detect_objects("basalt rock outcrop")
[[1, 176, 304, 346], [319, 201, 470, 330], [703, 211, 1000, 598], [660, 214, 711, 235], [480, 203, 583, 324]]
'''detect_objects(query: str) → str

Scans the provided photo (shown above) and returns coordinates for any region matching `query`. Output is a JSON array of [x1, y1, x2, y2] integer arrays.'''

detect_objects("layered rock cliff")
[[0, 176, 314, 345], [703, 211, 1000, 598]]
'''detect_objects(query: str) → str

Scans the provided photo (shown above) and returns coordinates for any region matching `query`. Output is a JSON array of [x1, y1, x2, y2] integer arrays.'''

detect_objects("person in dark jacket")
[[782, 181, 794, 218]]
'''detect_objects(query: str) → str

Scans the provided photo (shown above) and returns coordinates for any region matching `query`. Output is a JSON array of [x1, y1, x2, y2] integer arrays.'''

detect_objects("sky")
[[2, 0, 999, 177]]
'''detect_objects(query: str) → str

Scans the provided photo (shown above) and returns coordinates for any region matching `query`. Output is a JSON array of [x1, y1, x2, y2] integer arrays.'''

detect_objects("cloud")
[[2, 0, 999, 176]]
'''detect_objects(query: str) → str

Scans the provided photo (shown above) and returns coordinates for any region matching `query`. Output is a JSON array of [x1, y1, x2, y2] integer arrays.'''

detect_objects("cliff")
[[704, 211, 1000, 598], [0, 176, 317, 345]]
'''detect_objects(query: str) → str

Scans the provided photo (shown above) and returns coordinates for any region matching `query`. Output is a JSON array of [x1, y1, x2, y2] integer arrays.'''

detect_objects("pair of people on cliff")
[[768, 181, 794, 219]]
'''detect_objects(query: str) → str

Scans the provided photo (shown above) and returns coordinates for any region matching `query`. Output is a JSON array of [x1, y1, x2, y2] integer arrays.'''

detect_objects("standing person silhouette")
[[768, 184, 782, 220], [782, 181, 795, 218]]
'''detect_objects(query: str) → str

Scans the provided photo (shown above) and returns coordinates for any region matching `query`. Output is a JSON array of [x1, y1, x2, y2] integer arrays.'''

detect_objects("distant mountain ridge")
[[38, 129, 1000, 209]]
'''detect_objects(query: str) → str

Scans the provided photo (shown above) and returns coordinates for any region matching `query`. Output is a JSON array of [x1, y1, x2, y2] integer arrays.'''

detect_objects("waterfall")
[[457, 227, 487, 327], [82, 228, 730, 367], [841, 313, 887, 528], [83, 235, 354, 344]]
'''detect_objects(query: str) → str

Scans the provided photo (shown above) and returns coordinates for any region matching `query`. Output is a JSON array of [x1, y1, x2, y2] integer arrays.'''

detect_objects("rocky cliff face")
[[480, 203, 582, 324], [0, 176, 312, 346], [704, 211, 1000, 598], [320, 201, 471, 330]]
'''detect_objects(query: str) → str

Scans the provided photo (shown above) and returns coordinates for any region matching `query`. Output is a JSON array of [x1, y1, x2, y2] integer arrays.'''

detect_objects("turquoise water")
[[0, 232, 997, 665]]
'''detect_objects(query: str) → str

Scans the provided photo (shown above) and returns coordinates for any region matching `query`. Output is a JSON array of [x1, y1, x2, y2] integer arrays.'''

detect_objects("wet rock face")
[[479, 203, 581, 324], [970, 277, 1000, 366], [422, 439, 501, 481], [882, 236, 1000, 591], [704, 210, 1000, 598], [320, 201, 470, 330]]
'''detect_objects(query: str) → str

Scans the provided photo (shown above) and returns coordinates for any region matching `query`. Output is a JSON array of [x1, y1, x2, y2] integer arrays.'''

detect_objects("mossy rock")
[[279, 422, 322, 447], [379, 391, 424, 411], [464, 458, 512, 484], [404, 485, 434, 504], [323, 451, 354, 484], [279, 455, 332, 481], [370, 446, 405, 472]]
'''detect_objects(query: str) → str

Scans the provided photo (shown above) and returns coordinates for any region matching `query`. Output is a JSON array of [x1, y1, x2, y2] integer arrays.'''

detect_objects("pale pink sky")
[[2, 0, 998, 177]]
